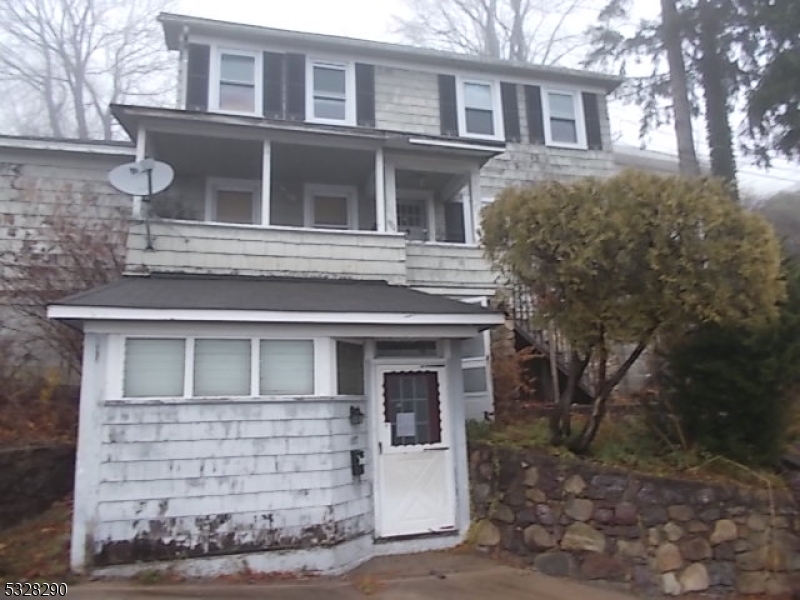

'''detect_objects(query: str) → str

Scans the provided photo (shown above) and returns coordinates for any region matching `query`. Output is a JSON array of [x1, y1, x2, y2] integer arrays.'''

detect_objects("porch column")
[[375, 147, 386, 232], [465, 166, 480, 244], [384, 159, 398, 233], [133, 125, 147, 219], [261, 139, 271, 226]]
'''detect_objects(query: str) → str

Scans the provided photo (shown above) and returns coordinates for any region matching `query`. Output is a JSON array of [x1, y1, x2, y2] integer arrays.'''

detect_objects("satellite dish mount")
[[109, 158, 175, 251]]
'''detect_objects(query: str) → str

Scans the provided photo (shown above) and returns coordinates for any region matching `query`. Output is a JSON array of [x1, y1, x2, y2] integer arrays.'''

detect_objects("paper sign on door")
[[396, 412, 416, 438]]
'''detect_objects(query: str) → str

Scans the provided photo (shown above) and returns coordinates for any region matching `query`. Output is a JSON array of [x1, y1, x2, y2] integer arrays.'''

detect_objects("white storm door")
[[375, 367, 456, 538]]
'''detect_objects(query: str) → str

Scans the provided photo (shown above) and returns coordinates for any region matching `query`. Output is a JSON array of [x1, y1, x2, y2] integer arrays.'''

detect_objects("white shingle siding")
[[374, 66, 440, 136], [92, 397, 371, 564]]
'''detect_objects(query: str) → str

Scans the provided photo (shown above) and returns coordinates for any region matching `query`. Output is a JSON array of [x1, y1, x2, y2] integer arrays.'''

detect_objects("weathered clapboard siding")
[[405, 242, 497, 296], [479, 94, 615, 199], [125, 221, 408, 283], [375, 66, 440, 136], [92, 396, 371, 565]]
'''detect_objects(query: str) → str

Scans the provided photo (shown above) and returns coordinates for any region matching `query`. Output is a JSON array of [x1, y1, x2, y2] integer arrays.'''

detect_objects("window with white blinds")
[[122, 337, 316, 399], [194, 339, 251, 397], [260, 340, 314, 395], [124, 339, 186, 398]]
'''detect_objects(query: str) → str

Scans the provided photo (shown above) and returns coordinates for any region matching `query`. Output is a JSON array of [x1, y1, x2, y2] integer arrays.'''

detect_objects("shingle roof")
[[54, 274, 497, 315]]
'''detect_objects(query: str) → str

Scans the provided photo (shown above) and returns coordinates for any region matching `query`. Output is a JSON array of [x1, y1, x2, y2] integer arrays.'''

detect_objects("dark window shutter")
[[186, 44, 210, 112], [500, 82, 521, 142], [524, 85, 545, 145], [582, 92, 603, 150], [263, 52, 285, 119], [438, 74, 459, 137], [355, 63, 375, 127], [285, 53, 306, 121], [444, 202, 466, 243]]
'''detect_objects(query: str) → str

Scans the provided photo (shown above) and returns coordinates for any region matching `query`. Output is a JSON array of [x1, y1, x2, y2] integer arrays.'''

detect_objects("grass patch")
[[0, 498, 73, 584], [468, 415, 787, 489]]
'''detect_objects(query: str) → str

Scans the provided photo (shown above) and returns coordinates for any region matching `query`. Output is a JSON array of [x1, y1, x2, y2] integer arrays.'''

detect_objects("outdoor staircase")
[[506, 282, 595, 402]]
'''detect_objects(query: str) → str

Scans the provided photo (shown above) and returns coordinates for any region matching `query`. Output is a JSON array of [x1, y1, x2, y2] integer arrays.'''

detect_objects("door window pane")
[[375, 340, 439, 358], [124, 339, 185, 398], [313, 195, 349, 228], [216, 189, 254, 224], [397, 198, 428, 240], [194, 339, 251, 397], [260, 340, 314, 395], [337, 341, 364, 395], [383, 372, 441, 446]]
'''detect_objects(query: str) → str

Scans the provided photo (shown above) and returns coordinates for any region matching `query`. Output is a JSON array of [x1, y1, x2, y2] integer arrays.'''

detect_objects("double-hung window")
[[458, 79, 502, 140], [543, 90, 585, 148], [308, 60, 353, 124], [215, 50, 260, 114], [303, 184, 357, 230]]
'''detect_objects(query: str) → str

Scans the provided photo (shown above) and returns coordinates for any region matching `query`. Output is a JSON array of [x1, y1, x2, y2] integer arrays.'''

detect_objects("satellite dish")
[[109, 158, 174, 196]]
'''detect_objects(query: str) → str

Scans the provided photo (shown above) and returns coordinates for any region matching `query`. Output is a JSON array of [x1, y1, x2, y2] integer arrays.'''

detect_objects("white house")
[[41, 12, 621, 577]]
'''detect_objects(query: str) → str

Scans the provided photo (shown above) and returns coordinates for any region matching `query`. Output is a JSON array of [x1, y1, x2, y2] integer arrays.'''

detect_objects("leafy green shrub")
[[660, 263, 800, 466]]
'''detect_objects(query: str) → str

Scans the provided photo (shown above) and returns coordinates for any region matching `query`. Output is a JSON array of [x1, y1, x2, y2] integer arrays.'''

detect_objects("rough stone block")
[[561, 522, 606, 553], [474, 520, 501, 547], [614, 502, 638, 526], [564, 498, 594, 522], [523, 524, 556, 550], [641, 505, 668, 527], [707, 561, 735, 587], [679, 563, 710, 592], [490, 503, 515, 524], [563, 474, 586, 496], [679, 537, 712, 561], [655, 543, 683, 572], [668, 505, 694, 522], [735, 571, 768, 595], [746, 513, 769, 532], [523, 466, 539, 487], [663, 522, 685, 542], [710, 519, 738, 545], [533, 552, 577, 578], [580, 552, 627, 580], [526, 488, 547, 503], [662, 572, 682, 596], [617, 540, 646, 560]]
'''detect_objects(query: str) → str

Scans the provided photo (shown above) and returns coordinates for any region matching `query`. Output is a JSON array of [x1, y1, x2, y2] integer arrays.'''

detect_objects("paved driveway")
[[67, 552, 639, 600]]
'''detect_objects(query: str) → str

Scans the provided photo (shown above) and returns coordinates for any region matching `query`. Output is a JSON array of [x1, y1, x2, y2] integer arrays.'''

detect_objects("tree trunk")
[[549, 350, 589, 445], [697, 0, 739, 197], [660, 0, 701, 176]]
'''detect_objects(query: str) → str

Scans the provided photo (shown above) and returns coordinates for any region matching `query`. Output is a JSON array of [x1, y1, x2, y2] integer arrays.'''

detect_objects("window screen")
[[194, 339, 251, 396], [464, 82, 494, 135], [219, 53, 255, 112], [260, 340, 314, 395], [547, 92, 578, 144], [124, 339, 185, 398], [313, 64, 346, 120], [313, 195, 349, 228]]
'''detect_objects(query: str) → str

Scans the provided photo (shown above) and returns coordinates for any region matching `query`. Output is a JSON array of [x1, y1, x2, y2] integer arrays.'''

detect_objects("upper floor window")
[[456, 78, 503, 140], [212, 49, 262, 115], [543, 89, 586, 148], [307, 59, 355, 125]]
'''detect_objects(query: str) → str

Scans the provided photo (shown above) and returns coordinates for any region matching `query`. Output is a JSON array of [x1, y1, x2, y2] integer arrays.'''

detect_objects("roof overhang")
[[158, 13, 623, 94], [0, 135, 134, 157], [47, 305, 504, 328]]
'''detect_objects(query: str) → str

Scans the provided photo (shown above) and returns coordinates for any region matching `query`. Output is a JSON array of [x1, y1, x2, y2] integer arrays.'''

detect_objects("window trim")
[[120, 335, 317, 400], [455, 77, 504, 141], [303, 183, 359, 230], [209, 47, 263, 116], [204, 177, 261, 225], [541, 87, 587, 150], [306, 58, 356, 126]]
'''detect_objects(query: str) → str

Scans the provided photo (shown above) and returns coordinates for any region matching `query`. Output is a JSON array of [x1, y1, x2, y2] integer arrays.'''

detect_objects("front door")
[[375, 367, 456, 538]]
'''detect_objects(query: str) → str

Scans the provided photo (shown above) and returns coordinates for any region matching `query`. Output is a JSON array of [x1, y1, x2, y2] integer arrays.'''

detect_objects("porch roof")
[[48, 274, 504, 327], [110, 104, 506, 161]]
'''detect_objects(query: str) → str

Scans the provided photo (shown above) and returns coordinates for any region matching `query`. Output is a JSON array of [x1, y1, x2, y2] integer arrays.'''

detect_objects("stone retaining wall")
[[0, 444, 75, 530], [470, 445, 800, 596]]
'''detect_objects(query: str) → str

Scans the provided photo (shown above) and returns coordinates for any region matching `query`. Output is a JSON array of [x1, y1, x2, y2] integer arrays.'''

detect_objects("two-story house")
[[45, 13, 621, 577]]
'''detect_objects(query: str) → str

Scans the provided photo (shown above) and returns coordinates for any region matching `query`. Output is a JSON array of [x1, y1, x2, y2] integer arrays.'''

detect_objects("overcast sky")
[[177, 0, 799, 197]]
